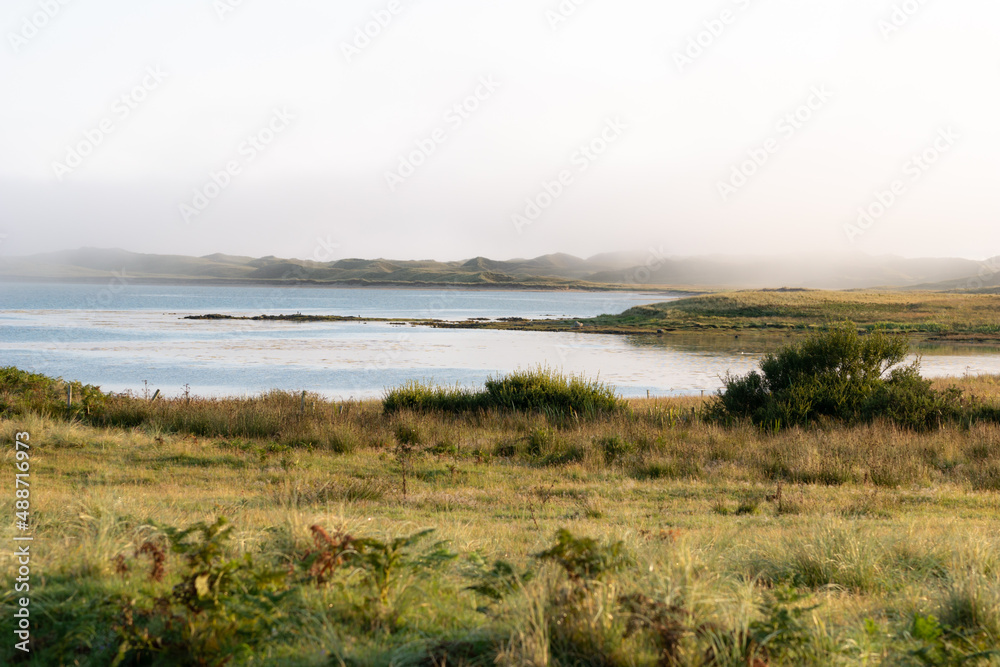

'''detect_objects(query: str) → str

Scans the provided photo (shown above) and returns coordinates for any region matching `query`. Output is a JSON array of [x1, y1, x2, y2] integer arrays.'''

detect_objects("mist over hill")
[[0, 247, 995, 291]]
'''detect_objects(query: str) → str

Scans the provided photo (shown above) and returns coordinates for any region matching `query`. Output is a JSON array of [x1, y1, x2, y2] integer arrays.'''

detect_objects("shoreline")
[[182, 312, 1000, 347]]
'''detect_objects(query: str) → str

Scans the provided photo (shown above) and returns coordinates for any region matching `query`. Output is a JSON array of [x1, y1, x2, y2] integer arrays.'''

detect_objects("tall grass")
[[5, 368, 1000, 663], [382, 380, 484, 413], [384, 366, 624, 419], [484, 367, 622, 417], [6, 365, 1000, 488]]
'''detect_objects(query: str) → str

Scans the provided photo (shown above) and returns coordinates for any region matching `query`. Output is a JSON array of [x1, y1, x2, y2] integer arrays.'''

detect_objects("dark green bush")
[[709, 324, 962, 431]]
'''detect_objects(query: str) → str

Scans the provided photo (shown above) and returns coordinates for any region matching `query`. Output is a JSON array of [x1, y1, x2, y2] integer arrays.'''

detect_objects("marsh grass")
[[384, 366, 625, 419], [4, 371, 1000, 664], [598, 290, 1000, 336]]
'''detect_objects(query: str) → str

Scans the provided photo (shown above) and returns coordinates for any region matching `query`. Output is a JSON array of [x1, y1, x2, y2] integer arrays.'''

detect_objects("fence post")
[[67, 385, 72, 410], [301, 390, 307, 415]]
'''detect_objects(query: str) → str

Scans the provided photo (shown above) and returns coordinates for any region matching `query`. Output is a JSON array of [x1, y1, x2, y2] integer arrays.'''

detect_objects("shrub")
[[466, 558, 534, 604], [0, 366, 105, 418], [383, 367, 625, 418], [382, 381, 483, 413], [300, 525, 356, 585], [534, 529, 633, 584], [747, 588, 821, 664], [348, 529, 457, 614], [904, 612, 1000, 664], [599, 435, 634, 465], [394, 423, 424, 446], [111, 517, 290, 666], [484, 366, 622, 418], [527, 427, 556, 456], [709, 324, 961, 430]]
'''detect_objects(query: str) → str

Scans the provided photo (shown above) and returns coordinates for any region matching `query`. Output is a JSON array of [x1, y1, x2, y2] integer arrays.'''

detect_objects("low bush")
[[384, 366, 625, 418], [382, 381, 483, 413], [484, 367, 622, 418], [0, 366, 105, 418], [709, 324, 963, 431], [111, 517, 291, 666], [534, 529, 633, 584]]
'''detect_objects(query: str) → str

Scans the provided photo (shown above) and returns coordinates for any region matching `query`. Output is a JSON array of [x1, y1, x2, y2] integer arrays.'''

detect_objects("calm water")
[[2, 283, 999, 399]]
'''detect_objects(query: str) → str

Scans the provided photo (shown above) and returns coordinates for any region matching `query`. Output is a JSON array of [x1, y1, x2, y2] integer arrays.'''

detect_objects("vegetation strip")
[[4, 329, 1000, 663], [183, 290, 1000, 344]]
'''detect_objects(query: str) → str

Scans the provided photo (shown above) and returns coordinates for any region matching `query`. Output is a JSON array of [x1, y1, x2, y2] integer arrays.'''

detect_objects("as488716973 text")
[[12, 431, 33, 654]]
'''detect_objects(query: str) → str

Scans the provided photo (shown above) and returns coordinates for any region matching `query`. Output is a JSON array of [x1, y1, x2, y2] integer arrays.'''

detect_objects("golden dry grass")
[[3, 379, 1000, 664]]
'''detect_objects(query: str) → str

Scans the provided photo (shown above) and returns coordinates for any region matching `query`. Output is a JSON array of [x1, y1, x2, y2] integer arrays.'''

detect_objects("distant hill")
[[0, 248, 258, 280], [900, 257, 1000, 293], [0, 247, 994, 291], [0, 248, 653, 291], [585, 254, 984, 291]]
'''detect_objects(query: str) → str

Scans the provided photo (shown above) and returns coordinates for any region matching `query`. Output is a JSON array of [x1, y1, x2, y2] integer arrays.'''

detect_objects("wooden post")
[[301, 391, 307, 414], [67, 385, 72, 409]]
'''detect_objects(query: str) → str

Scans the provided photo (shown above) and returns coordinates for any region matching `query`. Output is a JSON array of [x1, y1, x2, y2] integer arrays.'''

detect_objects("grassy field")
[[4, 372, 1000, 665], [434, 290, 1000, 341], [191, 290, 1000, 346], [596, 291, 1000, 337], [492, 290, 1000, 343]]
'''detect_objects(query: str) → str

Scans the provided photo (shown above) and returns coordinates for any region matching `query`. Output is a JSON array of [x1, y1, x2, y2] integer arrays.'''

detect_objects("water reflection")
[[2, 284, 1000, 400]]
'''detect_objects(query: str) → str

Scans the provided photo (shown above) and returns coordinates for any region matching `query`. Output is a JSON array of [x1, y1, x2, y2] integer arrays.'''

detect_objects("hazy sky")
[[1, 0, 998, 262]]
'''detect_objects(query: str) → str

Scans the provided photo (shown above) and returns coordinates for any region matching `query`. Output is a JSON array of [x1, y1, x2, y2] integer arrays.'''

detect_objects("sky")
[[1, 0, 998, 263]]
